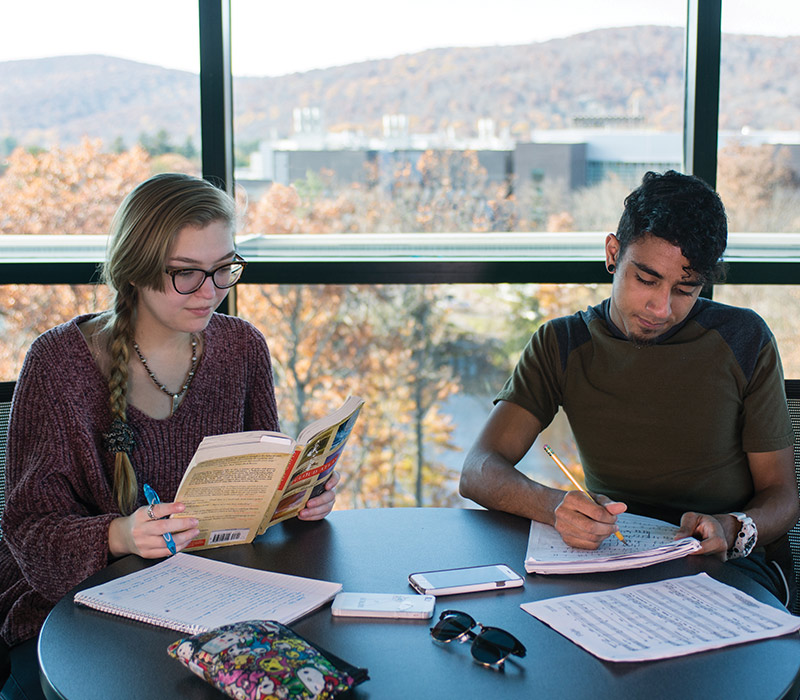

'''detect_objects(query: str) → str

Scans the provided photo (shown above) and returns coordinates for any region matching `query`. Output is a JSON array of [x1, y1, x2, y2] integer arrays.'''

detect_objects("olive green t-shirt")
[[496, 298, 793, 520]]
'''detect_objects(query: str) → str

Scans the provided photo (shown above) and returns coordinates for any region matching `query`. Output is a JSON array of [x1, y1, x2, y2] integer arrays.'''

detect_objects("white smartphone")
[[408, 564, 524, 596], [331, 592, 436, 619]]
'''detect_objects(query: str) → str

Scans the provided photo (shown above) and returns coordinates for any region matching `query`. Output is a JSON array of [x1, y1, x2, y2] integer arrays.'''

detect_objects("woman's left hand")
[[297, 471, 340, 521]]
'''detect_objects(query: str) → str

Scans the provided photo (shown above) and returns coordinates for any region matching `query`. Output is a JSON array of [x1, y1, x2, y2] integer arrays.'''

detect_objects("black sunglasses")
[[430, 610, 526, 669]]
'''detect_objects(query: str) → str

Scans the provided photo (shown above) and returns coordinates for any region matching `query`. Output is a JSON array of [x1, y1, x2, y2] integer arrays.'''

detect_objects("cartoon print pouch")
[[167, 619, 369, 699]]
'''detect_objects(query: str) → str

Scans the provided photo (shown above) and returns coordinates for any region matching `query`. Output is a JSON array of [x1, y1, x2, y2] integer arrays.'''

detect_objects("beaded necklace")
[[133, 334, 198, 416]]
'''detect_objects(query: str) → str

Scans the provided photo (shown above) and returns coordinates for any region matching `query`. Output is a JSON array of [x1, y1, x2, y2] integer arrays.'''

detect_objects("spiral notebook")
[[74, 553, 341, 634]]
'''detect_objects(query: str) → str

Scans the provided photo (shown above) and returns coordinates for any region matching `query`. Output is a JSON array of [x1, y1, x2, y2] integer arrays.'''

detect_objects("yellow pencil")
[[543, 444, 627, 545]]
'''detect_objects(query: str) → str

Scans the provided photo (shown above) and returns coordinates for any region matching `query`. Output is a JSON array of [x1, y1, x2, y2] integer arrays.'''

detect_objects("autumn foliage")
[[0, 142, 491, 508], [3, 140, 800, 508], [0, 140, 152, 373]]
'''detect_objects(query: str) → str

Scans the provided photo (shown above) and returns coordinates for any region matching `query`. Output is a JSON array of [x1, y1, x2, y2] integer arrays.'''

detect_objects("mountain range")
[[1, 26, 799, 150]]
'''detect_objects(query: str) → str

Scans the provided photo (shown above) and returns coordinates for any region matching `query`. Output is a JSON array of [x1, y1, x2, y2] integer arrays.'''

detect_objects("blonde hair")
[[101, 173, 236, 513]]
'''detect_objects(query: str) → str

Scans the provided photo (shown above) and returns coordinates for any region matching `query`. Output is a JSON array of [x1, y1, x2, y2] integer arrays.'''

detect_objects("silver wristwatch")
[[727, 512, 757, 560]]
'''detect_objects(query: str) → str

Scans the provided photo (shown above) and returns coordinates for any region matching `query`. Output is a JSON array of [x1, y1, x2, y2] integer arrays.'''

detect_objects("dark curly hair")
[[615, 170, 728, 283]]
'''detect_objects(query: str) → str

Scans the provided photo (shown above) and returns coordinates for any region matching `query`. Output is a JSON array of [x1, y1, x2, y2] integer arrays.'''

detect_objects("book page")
[[74, 553, 342, 634], [294, 395, 364, 445], [173, 434, 294, 550], [521, 573, 800, 662], [525, 512, 701, 573]]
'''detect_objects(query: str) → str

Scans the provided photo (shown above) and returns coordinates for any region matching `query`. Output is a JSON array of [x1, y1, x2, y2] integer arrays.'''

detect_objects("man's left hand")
[[675, 511, 737, 560]]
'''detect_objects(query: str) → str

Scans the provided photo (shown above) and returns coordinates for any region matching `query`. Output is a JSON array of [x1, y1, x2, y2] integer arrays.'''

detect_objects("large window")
[[714, 0, 800, 375], [714, 285, 800, 377], [0, 1, 202, 379], [227, 2, 690, 498], [231, 1, 687, 238], [238, 282, 609, 506], [717, 0, 800, 235], [1, 2, 799, 506]]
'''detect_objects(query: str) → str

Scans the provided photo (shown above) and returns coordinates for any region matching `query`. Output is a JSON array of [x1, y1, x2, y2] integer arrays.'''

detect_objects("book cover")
[[172, 396, 364, 550]]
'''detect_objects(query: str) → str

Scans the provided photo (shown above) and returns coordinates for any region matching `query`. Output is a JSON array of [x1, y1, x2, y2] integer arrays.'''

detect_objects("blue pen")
[[143, 483, 177, 555]]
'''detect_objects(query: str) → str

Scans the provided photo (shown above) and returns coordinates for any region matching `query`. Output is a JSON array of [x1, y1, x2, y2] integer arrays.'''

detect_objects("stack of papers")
[[521, 573, 800, 662], [525, 512, 701, 574]]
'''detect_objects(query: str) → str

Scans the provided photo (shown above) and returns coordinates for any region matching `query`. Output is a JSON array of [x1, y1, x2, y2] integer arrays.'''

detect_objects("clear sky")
[[3, 0, 799, 76]]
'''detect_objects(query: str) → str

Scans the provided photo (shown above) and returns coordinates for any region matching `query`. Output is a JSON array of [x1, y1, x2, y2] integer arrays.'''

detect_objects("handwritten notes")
[[74, 553, 341, 634], [521, 573, 800, 661], [525, 512, 701, 574]]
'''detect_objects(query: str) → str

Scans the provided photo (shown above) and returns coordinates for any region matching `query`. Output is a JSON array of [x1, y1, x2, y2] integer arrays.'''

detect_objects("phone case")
[[331, 593, 435, 619], [408, 564, 524, 596]]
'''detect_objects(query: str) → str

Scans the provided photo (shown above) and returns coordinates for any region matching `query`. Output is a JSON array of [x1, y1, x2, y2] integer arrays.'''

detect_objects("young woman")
[[0, 173, 339, 699]]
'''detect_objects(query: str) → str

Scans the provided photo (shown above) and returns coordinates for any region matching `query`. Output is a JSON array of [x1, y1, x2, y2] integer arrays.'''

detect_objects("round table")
[[38, 508, 800, 700]]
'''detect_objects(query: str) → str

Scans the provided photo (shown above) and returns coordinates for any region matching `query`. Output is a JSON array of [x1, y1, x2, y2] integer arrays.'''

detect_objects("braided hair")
[[101, 173, 236, 513]]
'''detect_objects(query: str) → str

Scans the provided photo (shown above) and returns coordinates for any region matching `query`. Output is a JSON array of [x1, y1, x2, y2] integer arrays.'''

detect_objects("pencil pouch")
[[167, 619, 369, 699]]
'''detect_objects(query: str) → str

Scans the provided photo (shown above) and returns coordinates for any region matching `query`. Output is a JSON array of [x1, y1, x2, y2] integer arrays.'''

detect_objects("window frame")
[[1, 0, 797, 292]]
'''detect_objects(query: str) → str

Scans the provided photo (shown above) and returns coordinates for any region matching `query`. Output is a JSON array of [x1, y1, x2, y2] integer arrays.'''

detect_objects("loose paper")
[[521, 573, 800, 662]]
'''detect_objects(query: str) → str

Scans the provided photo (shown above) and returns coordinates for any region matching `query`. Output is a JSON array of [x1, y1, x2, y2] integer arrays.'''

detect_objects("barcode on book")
[[209, 529, 248, 544]]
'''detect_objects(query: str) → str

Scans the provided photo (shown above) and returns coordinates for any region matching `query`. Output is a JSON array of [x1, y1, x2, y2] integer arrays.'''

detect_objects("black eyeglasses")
[[430, 610, 526, 669], [165, 254, 247, 295]]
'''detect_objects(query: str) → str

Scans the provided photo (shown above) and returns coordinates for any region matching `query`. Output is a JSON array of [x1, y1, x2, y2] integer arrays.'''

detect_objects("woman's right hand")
[[108, 501, 200, 558]]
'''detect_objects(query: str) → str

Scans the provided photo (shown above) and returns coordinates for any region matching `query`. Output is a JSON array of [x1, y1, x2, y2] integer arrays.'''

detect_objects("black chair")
[[0, 382, 15, 692], [786, 379, 800, 615], [0, 381, 14, 542]]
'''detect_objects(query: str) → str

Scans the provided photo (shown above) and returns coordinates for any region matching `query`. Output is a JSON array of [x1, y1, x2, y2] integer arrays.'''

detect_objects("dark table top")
[[38, 507, 800, 700]]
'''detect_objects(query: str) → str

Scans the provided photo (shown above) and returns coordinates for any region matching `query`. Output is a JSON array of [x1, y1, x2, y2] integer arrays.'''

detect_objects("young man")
[[460, 170, 799, 604]]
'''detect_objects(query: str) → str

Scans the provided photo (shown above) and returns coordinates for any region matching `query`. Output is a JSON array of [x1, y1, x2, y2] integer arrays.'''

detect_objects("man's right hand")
[[553, 490, 627, 549]]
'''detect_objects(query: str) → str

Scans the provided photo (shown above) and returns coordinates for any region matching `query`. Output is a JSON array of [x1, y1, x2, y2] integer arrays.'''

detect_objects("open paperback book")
[[172, 395, 364, 550], [525, 512, 702, 574], [74, 553, 342, 634]]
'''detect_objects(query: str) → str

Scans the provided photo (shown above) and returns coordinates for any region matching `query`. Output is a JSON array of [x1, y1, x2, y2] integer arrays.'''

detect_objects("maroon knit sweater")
[[0, 313, 279, 646]]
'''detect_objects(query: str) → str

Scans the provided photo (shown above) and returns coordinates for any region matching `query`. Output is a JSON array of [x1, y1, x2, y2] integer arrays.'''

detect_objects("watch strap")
[[727, 511, 757, 560]]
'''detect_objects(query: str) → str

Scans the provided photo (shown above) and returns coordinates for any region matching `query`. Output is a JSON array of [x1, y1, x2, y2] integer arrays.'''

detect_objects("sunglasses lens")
[[471, 628, 517, 666], [431, 612, 474, 642]]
